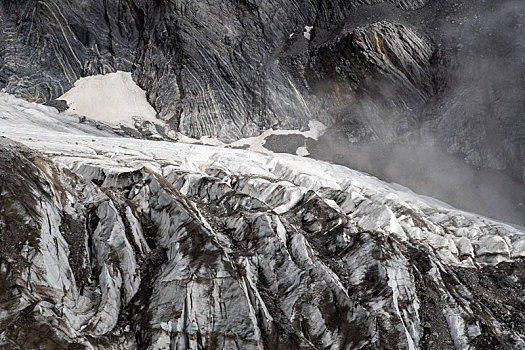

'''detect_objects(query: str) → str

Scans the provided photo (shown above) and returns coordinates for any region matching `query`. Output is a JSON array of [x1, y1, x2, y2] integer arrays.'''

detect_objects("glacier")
[[0, 92, 524, 349]]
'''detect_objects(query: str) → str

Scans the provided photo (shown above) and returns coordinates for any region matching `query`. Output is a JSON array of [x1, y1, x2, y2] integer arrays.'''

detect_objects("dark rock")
[[263, 134, 313, 154], [44, 99, 69, 112]]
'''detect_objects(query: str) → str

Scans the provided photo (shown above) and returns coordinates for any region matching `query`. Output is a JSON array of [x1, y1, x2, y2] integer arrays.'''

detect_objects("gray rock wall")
[[0, 0, 523, 182]]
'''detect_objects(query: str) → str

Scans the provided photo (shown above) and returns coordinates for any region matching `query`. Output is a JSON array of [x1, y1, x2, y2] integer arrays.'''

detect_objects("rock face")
[[0, 0, 523, 183], [1, 94, 525, 349]]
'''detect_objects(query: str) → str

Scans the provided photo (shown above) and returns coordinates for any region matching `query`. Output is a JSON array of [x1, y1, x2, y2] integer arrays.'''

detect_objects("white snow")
[[229, 120, 327, 155], [303, 26, 313, 40], [59, 71, 158, 127], [296, 146, 309, 156]]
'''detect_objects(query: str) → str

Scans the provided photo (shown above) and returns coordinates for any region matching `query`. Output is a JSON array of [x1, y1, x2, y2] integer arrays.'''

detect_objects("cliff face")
[[1, 0, 523, 183], [1, 94, 525, 349], [0, 0, 429, 138]]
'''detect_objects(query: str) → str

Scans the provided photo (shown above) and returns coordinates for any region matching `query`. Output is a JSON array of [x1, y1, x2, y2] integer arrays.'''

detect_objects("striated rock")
[[303, 21, 435, 143], [0, 0, 523, 184]]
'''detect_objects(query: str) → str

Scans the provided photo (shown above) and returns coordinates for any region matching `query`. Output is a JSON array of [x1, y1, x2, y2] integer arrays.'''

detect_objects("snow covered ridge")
[[1, 93, 525, 348]]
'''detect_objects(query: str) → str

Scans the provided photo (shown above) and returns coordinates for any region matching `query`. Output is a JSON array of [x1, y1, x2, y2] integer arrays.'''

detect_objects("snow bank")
[[229, 120, 327, 154], [59, 71, 157, 127]]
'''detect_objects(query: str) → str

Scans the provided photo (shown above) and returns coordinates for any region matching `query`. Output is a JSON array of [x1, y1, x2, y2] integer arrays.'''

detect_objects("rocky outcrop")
[[1, 0, 523, 183], [302, 21, 435, 143], [0, 95, 524, 349], [0, 0, 428, 139]]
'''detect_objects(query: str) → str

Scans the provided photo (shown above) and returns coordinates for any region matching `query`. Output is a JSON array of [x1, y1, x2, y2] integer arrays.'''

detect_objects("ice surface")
[[0, 92, 523, 269], [1, 92, 525, 349]]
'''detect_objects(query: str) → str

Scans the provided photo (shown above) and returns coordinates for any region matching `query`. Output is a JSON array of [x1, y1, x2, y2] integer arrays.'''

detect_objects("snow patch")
[[229, 120, 327, 155], [303, 26, 313, 40], [59, 71, 158, 127], [296, 146, 309, 156]]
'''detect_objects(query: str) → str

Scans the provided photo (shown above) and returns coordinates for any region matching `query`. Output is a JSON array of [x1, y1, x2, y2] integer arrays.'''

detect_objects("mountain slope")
[[1, 0, 523, 183], [1, 94, 524, 349]]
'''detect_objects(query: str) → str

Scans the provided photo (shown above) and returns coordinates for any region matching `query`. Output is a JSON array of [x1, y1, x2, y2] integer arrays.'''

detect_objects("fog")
[[306, 133, 525, 226], [300, 0, 525, 226], [424, 0, 525, 181]]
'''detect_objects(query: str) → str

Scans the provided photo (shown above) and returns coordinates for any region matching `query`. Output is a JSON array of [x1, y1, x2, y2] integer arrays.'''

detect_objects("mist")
[[306, 133, 525, 226], [421, 0, 525, 182], [296, 0, 525, 226]]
